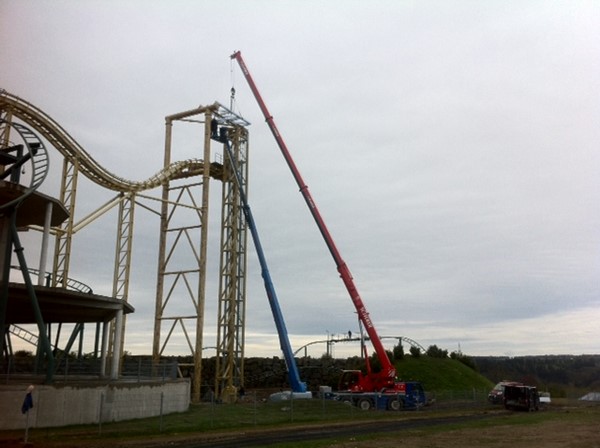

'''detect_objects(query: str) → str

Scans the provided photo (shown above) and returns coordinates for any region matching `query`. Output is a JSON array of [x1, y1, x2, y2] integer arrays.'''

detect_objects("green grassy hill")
[[395, 356, 494, 392], [186, 354, 496, 394]]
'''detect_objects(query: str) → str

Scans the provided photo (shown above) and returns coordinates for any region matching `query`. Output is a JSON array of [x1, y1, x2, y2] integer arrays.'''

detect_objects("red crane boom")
[[231, 51, 397, 391]]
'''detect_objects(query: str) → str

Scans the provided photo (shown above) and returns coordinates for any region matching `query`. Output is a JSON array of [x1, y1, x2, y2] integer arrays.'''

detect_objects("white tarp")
[[579, 392, 600, 401]]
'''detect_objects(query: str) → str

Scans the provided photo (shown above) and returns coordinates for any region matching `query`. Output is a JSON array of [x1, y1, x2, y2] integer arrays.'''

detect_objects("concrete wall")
[[0, 379, 190, 429]]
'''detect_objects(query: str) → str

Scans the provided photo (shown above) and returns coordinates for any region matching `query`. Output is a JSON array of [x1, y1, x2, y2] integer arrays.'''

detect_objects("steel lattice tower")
[[215, 125, 248, 402], [152, 104, 249, 403]]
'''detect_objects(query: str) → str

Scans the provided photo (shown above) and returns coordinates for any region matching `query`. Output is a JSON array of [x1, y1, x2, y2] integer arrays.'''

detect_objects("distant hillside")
[[224, 355, 494, 393], [396, 356, 493, 392], [153, 353, 600, 397], [473, 355, 600, 397]]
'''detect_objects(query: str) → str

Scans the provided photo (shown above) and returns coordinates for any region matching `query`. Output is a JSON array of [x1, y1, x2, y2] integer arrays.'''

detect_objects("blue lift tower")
[[212, 125, 311, 400]]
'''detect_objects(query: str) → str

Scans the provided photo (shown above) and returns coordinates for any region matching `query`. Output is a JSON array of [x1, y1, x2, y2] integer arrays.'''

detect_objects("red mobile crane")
[[231, 51, 425, 410]]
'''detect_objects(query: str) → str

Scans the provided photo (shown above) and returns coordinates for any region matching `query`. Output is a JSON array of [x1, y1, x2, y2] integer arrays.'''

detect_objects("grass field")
[[1, 396, 598, 447], [0, 354, 593, 447]]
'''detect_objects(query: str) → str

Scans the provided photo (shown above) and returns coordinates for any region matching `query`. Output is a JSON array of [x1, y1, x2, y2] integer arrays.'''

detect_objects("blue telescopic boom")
[[215, 127, 306, 394]]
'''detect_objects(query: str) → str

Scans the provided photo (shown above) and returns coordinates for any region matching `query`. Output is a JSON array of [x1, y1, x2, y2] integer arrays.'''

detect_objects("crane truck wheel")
[[358, 398, 372, 411], [388, 398, 404, 411]]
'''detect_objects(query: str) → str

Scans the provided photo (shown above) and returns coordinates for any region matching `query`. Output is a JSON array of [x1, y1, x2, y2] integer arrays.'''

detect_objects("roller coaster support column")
[[37, 202, 53, 286], [0, 215, 12, 360], [100, 319, 110, 377], [10, 217, 55, 382], [110, 308, 123, 379], [192, 108, 213, 403]]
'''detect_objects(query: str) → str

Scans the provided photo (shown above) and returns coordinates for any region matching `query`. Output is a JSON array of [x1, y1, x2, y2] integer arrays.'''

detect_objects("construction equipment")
[[503, 384, 540, 411], [211, 126, 311, 400], [231, 51, 425, 410]]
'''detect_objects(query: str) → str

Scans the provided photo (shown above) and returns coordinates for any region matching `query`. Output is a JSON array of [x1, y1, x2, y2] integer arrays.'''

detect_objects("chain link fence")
[[1, 356, 178, 383]]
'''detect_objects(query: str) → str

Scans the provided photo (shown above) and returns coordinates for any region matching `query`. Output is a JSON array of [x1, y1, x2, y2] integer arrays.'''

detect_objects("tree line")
[[472, 354, 600, 396]]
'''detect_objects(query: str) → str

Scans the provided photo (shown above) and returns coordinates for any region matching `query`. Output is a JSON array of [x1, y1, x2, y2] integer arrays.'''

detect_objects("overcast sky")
[[2, 1, 599, 358]]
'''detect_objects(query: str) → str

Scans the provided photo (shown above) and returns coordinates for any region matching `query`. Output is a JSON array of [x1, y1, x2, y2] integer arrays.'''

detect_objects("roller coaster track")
[[0, 100, 58, 381], [1, 88, 251, 389], [0, 89, 213, 192], [8, 323, 44, 348], [1, 88, 216, 382], [0, 120, 50, 210], [293, 336, 426, 357], [10, 265, 93, 294]]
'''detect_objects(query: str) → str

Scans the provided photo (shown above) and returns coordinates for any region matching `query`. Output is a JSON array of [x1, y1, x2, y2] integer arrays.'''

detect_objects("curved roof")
[[5, 283, 134, 324], [0, 180, 68, 227]]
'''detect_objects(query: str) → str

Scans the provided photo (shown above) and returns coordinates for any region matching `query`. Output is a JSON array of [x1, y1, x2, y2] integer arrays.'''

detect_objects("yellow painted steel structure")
[[215, 125, 248, 402], [155, 104, 249, 402], [0, 90, 249, 399]]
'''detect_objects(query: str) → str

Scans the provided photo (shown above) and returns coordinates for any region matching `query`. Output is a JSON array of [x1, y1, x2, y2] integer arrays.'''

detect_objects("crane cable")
[[229, 56, 245, 120]]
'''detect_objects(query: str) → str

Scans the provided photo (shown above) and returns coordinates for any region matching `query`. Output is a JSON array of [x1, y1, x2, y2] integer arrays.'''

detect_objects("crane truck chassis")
[[335, 372, 426, 410]]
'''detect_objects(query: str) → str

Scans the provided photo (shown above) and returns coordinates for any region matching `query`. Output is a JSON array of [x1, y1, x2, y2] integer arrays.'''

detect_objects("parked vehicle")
[[539, 391, 551, 404], [503, 384, 540, 411], [488, 380, 522, 404]]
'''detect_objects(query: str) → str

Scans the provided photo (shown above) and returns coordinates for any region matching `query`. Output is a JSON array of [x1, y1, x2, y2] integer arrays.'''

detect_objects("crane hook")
[[230, 86, 236, 110]]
